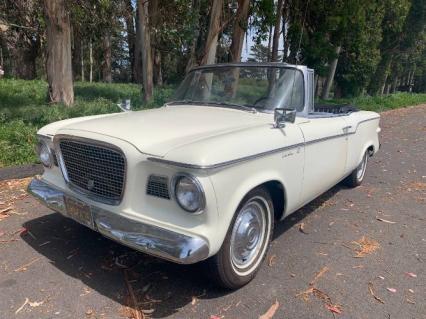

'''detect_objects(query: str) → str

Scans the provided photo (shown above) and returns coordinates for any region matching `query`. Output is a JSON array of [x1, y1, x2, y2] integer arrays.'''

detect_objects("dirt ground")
[[0, 105, 425, 319]]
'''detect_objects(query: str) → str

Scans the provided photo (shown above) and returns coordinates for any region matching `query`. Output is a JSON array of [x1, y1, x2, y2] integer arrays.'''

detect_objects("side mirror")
[[274, 108, 296, 128]]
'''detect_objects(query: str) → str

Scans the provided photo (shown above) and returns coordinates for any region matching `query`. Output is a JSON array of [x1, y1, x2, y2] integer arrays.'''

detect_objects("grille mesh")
[[146, 175, 170, 199], [59, 139, 125, 204]]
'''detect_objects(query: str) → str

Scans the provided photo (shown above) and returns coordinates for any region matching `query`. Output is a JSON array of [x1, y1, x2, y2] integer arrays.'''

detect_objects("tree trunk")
[[185, 0, 201, 72], [391, 76, 398, 93], [271, 0, 284, 62], [44, 0, 74, 106], [321, 45, 341, 100], [137, 0, 153, 102], [149, 0, 162, 86], [229, 0, 250, 62], [102, 33, 112, 83], [153, 49, 163, 86], [368, 53, 392, 96], [81, 40, 84, 82], [201, 0, 223, 65], [282, 1, 288, 62], [124, 0, 135, 82], [133, 6, 143, 83], [89, 40, 93, 83], [267, 25, 273, 61]]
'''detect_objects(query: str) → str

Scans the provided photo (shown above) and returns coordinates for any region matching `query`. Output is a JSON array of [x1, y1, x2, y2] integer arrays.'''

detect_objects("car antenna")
[[290, 0, 310, 109]]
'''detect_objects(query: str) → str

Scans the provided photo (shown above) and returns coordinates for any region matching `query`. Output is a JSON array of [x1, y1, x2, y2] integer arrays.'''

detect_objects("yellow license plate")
[[64, 196, 94, 229]]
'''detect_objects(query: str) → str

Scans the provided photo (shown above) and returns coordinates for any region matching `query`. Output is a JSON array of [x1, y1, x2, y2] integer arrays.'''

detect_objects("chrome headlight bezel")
[[37, 139, 53, 168], [171, 173, 206, 214]]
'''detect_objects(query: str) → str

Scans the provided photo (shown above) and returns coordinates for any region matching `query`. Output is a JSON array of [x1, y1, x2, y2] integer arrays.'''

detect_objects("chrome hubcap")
[[357, 152, 368, 181], [230, 199, 267, 272]]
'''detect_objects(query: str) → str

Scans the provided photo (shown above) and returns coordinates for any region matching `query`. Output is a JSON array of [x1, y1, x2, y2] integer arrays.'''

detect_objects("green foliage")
[[319, 92, 426, 111]]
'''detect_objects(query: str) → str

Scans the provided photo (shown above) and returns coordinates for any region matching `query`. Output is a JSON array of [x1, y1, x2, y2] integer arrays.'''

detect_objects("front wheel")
[[343, 150, 369, 187], [207, 187, 274, 289]]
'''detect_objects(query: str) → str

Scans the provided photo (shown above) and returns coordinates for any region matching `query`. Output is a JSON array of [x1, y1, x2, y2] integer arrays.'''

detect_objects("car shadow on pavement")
[[21, 184, 343, 318]]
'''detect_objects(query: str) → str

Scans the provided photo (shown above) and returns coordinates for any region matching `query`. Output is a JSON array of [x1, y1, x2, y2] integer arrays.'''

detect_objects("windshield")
[[171, 66, 304, 112]]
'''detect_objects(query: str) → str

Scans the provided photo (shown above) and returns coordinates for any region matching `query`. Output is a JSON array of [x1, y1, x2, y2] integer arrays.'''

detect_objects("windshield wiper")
[[166, 100, 257, 113], [204, 101, 257, 113]]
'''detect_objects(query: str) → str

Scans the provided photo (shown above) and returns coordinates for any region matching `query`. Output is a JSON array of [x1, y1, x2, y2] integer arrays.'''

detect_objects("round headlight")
[[38, 141, 53, 167], [173, 174, 205, 213]]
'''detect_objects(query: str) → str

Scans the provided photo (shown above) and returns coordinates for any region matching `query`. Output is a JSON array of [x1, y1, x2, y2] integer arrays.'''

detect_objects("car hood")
[[56, 105, 268, 157]]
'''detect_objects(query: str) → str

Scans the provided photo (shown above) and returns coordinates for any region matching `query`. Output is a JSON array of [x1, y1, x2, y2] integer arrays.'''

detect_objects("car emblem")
[[87, 179, 95, 190]]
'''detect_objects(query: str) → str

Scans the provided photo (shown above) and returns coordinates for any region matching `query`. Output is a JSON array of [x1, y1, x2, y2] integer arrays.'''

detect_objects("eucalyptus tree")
[[44, 0, 74, 106]]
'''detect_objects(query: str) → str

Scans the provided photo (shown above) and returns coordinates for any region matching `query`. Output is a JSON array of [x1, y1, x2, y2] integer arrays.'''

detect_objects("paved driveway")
[[0, 105, 425, 319]]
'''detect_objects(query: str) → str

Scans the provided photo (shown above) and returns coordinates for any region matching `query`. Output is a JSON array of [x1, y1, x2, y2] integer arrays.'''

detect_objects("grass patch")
[[0, 79, 425, 167], [319, 92, 426, 111]]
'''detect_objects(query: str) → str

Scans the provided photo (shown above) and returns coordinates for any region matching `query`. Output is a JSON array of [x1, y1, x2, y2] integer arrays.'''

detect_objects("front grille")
[[146, 175, 170, 199], [58, 138, 126, 204]]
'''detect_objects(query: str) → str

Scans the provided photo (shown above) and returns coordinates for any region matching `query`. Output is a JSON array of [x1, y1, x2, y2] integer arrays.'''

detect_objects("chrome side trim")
[[27, 178, 209, 264], [147, 116, 380, 170], [148, 142, 305, 170]]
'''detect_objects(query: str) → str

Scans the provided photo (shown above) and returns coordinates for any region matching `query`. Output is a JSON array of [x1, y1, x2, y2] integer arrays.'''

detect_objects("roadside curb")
[[0, 164, 43, 181]]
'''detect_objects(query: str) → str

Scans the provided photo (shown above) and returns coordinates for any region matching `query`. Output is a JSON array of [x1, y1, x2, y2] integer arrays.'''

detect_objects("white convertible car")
[[28, 63, 380, 289]]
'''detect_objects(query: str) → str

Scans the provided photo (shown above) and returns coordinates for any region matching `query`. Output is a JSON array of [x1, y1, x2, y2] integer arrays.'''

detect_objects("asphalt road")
[[0, 105, 425, 319]]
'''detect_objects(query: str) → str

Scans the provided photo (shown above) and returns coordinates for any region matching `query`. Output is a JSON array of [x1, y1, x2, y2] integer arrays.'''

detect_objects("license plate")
[[64, 196, 94, 229]]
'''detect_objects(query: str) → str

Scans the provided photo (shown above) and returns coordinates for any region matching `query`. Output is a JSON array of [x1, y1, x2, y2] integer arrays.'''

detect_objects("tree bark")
[[267, 25, 273, 61], [185, 0, 201, 72], [201, 0, 223, 65], [44, 0, 74, 106], [133, 6, 143, 83], [271, 0, 284, 62], [368, 53, 392, 96], [282, 1, 288, 62], [102, 33, 112, 83], [321, 45, 341, 100], [124, 0, 135, 82], [229, 0, 250, 62], [81, 40, 84, 81], [89, 40, 93, 83], [137, 0, 153, 102]]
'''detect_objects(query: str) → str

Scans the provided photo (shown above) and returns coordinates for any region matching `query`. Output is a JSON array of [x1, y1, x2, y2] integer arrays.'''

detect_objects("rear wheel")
[[207, 187, 274, 289], [344, 150, 369, 187]]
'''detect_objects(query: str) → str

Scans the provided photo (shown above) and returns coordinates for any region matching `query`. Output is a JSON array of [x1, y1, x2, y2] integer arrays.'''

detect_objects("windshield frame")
[[170, 63, 307, 114]]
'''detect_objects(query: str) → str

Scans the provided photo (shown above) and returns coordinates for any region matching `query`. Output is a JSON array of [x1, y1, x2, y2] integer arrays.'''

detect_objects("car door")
[[298, 116, 349, 203]]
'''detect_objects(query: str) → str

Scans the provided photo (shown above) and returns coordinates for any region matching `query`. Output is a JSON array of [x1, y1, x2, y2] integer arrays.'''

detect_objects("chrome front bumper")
[[28, 178, 209, 264]]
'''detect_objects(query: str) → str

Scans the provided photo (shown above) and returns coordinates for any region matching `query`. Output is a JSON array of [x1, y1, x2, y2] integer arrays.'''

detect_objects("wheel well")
[[262, 180, 286, 221], [367, 145, 374, 157]]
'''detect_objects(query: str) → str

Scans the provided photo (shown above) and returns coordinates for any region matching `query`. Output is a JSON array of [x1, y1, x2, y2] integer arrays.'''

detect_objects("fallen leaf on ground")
[[378, 275, 385, 280], [268, 254, 277, 266], [376, 217, 396, 224], [191, 296, 198, 306], [29, 300, 44, 307], [310, 266, 329, 286], [406, 299, 415, 304], [368, 282, 385, 304], [408, 289, 414, 293], [405, 272, 417, 278], [386, 288, 397, 293], [351, 236, 380, 257], [325, 304, 342, 314], [14, 257, 40, 272], [298, 223, 308, 234], [259, 300, 279, 319], [296, 287, 331, 304], [15, 298, 29, 314]]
